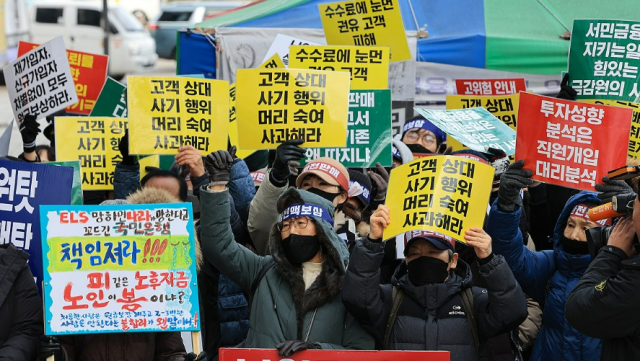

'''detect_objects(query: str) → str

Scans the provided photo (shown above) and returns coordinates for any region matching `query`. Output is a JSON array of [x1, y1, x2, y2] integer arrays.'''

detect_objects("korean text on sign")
[[302, 89, 392, 167], [228, 83, 254, 159], [55, 117, 128, 191], [91, 77, 128, 118], [319, 0, 411, 62], [3, 37, 78, 122], [446, 94, 519, 130], [262, 34, 321, 67], [289, 45, 390, 89], [384, 156, 494, 241], [127, 76, 230, 155], [41, 203, 200, 335], [569, 19, 640, 102], [581, 99, 640, 159], [414, 107, 517, 155], [235, 69, 350, 150], [454, 78, 526, 96], [516, 92, 631, 191], [18, 41, 109, 115]]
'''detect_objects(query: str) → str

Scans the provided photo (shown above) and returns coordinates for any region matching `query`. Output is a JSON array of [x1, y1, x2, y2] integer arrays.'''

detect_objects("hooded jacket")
[[0, 244, 42, 360], [200, 186, 374, 349], [341, 238, 527, 359], [486, 191, 602, 361]]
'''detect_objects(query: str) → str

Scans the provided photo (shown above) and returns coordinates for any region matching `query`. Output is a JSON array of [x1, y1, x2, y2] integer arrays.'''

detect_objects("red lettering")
[[60, 211, 69, 223]]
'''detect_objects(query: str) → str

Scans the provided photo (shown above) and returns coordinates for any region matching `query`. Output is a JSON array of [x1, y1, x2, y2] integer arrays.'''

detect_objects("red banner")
[[455, 78, 526, 96], [516, 92, 632, 191], [18, 42, 109, 115], [219, 349, 450, 361]]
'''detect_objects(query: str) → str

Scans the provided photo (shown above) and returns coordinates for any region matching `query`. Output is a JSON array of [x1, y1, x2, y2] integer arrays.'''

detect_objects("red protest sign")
[[516, 92, 632, 191], [219, 349, 450, 361], [18, 42, 109, 115], [455, 78, 526, 96]]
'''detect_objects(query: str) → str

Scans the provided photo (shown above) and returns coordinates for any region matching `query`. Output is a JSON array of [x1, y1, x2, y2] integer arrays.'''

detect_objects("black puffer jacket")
[[342, 238, 527, 360]]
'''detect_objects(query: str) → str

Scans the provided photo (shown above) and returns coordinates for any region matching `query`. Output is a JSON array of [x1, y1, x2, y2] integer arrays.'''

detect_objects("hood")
[[553, 191, 602, 248], [392, 257, 474, 310]]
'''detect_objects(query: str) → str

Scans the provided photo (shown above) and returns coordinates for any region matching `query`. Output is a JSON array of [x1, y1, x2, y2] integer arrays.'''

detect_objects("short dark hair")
[[140, 169, 188, 201]]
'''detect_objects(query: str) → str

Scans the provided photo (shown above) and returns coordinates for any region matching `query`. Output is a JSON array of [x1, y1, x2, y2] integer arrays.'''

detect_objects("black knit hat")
[[347, 169, 373, 209]]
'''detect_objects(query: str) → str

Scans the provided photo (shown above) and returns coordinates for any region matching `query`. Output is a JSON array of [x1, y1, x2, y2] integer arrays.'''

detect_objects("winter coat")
[[246, 170, 288, 255], [59, 332, 186, 361], [228, 158, 257, 223], [566, 245, 640, 361], [341, 238, 527, 359], [0, 244, 42, 360], [486, 191, 602, 361], [200, 187, 374, 350]]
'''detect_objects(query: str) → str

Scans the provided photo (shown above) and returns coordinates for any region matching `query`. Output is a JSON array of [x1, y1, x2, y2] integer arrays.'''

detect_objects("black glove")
[[595, 176, 634, 203], [184, 351, 207, 361], [205, 146, 236, 185], [272, 139, 306, 182], [20, 114, 41, 153], [497, 160, 533, 212], [39, 335, 66, 361], [118, 130, 137, 166], [276, 340, 319, 357], [557, 73, 577, 101], [368, 162, 389, 202]]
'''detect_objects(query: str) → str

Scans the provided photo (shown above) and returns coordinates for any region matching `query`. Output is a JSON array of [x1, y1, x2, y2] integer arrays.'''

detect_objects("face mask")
[[560, 235, 590, 255], [406, 143, 434, 155], [407, 256, 450, 286], [282, 234, 321, 264], [306, 187, 340, 203]]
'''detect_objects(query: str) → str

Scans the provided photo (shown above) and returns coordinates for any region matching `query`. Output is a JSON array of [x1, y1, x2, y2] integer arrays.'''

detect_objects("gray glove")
[[276, 340, 319, 357], [497, 160, 533, 212], [595, 176, 634, 203]]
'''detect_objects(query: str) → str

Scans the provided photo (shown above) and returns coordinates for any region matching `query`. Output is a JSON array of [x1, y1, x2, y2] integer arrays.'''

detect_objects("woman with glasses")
[[200, 150, 374, 357], [399, 115, 448, 155]]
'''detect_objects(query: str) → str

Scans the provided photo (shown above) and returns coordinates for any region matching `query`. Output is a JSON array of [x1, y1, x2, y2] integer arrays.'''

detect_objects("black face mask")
[[407, 256, 450, 286], [282, 234, 321, 264], [406, 143, 434, 155], [560, 235, 590, 255], [306, 187, 340, 203]]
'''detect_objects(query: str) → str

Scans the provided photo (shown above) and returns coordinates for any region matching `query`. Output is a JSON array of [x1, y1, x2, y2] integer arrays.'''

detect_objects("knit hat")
[[296, 157, 350, 192], [402, 115, 447, 144], [347, 169, 373, 208], [392, 138, 414, 164], [403, 230, 456, 256]]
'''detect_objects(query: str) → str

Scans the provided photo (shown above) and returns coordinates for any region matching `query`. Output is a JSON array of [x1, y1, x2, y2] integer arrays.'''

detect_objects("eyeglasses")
[[277, 217, 310, 232], [405, 131, 436, 144]]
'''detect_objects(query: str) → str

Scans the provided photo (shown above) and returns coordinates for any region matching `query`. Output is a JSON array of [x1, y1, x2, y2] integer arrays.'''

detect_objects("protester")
[[200, 149, 374, 355], [341, 205, 527, 359], [398, 115, 448, 155]]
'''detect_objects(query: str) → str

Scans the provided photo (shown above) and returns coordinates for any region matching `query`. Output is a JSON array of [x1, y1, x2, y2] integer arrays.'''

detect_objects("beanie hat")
[[403, 230, 456, 256], [347, 169, 373, 208], [392, 138, 414, 164], [296, 157, 350, 192], [402, 115, 447, 144]]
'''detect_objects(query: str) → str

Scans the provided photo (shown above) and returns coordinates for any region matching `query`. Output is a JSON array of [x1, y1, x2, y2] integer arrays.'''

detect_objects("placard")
[[90, 77, 128, 118], [260, 53, 286, 69], [228, 83, 254, 159], [41, 203, 200, 335], [49, 160, 83, 205], [455, 78, 526, 96], [446, 94, 519, 130], [261, 34, 321, 67], [581, 99, 640, 159]]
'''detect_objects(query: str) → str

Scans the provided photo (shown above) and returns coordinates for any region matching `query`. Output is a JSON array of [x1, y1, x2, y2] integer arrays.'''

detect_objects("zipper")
[[304, 308, 318, 342]]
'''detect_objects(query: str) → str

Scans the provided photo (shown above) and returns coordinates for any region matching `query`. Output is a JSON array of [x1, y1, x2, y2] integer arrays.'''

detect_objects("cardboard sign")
[[18, 41, 108, 115], [127, 76, 230, 155], [3, 37, 77, 123], [319, 0, 410, 62], [414, 107, 517, 155], [383, 155, 494, 242], [581, 99, 640, 159], [446, 94, 519, 130], [516, 92, 632, 190], [0, 160, 73, 292], [260, 53, 286, 69], [262, 34, 321, 67], [455, 78, 526, 96], [49, 161, 83, 205], [55, 117, 128, 191], [228, 83, 254, 159], [235, 69, 350, 150], [90, 77, 128, 118], [41, 203, 201, 335], [301, 89, 392, 167], [219, 349, 450, 361], [289, 45, 389, 89], [569, 20, 640, 102]]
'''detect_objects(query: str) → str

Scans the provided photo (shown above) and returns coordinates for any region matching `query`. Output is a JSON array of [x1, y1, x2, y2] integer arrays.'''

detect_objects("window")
[[158, 11, 193, 22], [77, 9, 102, 27], [35, 7, 63, 24]]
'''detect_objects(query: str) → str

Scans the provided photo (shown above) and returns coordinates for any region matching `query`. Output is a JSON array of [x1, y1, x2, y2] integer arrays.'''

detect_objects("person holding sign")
[[200, 149, 374, 356], [341, 206, 527, 358]]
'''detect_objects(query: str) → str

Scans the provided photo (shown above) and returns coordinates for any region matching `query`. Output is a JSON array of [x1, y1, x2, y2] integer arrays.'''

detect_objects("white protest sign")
[[3, 36, 77, 123], [261, 34, 321, 67]]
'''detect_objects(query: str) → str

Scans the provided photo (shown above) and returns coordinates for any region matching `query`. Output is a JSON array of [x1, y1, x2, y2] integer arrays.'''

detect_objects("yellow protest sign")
[[260, 53, 286, 69], [235, 68, 350, 150], [288, 45, 389, 90], [55, 117, 128, 191], [127, 76, 230, 156], [228, 83, 254, 158], [319, 0, 410, 62], [581, 99, 640, 159], [385, 156, 495, 242]]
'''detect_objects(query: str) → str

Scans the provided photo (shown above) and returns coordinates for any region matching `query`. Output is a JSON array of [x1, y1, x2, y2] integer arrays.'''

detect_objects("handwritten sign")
[[219, 349, 450, 361], [384, 156, 494, 241], [41, 203, 200, 335], [3, 37, 77, 123], [455, 78, 526, 96], [289, 45, 389, 89], [90, 77, 127, 117], [319, 0, 410, 62], [235, 69, 350, 150], [516, 92, 631, 190], [127, 76, 229, 155]]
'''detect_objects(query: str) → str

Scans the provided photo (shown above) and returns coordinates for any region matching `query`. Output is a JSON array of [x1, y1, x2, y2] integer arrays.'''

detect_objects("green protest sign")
[[90, 77, 128, 117], [301, 89, 392, 167], [569, 19, 640, 102], [49, 161, 83, 205]]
